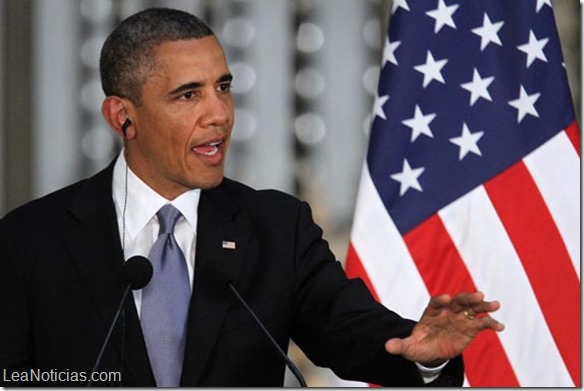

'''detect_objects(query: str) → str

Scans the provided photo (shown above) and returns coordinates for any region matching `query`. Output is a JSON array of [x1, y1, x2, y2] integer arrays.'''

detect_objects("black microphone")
[[87, 256, 153, 386], [227, 282, 307, 387]]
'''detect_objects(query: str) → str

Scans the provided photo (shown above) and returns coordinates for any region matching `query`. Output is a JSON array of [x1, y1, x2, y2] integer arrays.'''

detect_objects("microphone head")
[[123, 256, 153, 290]]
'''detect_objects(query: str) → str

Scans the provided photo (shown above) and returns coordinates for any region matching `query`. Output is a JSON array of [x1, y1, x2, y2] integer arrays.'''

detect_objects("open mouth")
[[193, 140, 224, 156]]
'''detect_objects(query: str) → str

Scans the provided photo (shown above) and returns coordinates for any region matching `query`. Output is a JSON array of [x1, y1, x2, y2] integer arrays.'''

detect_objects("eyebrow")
[[167, 73, 233, 97]]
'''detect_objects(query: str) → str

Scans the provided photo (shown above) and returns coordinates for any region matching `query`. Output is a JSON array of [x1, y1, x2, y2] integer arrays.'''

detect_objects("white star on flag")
[[373, 94, 390, 120], [414, 50, 448, 88], [472, 13, 504, 51], [536, 0, 552, 12], [390, 159, 425, 196], [402, 105, 436, 142], [517, 30, 549, 68], [508, 85, 541, 123], [426, 0, 459, 34], [461, 68, 494, 106], [383, 37, 401, 66], [391, 0, 410, 14], [449, 123, 485, 160]]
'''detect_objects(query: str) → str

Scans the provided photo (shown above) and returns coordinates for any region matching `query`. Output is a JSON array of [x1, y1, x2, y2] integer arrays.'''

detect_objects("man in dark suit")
[[0, 8, 503, 387]]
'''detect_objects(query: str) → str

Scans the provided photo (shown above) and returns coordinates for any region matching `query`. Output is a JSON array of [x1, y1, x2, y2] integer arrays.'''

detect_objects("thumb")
[[385, 338, 406, 355]]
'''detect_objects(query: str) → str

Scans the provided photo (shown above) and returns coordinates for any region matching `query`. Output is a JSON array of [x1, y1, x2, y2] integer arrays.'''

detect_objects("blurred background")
[[0, 0, 580, 386]]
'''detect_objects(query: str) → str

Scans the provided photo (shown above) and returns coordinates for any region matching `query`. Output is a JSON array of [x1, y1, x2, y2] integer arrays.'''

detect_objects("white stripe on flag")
[[350, 163, 430, 320], [523, 131, 581, 278], [439, 185, 573, 386]]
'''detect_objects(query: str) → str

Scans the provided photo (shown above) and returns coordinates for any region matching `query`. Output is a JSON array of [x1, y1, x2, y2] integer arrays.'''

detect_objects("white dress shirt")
[[111, 150, 444, 382], [112, 150, 201, 316]]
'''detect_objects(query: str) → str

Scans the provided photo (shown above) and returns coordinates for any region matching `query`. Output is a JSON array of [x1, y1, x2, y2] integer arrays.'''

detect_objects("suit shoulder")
[[1, 164, 112, 229], [220, 177, 302, 209], [1, 180, 84, 224]]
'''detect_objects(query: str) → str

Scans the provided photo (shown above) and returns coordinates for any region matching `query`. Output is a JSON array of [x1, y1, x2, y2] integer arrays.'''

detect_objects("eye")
[[218, 82, 232, 93], [181, 91, 195, 100]]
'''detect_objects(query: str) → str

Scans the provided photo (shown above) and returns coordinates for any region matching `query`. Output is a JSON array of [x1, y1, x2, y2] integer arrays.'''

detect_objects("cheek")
[[154, 116, 190, 146], [138, 108, 198, 157], [138, 125, 181, 162]]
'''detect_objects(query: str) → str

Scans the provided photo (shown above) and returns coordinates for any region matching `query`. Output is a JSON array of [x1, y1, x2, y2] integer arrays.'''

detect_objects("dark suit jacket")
[[0, 161, 463, 387]]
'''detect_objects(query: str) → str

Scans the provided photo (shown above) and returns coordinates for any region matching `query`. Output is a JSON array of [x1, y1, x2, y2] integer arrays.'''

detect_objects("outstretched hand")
[[385, 292, 504, 366]]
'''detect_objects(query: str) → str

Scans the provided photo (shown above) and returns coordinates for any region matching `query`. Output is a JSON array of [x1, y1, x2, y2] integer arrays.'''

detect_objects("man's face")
[[126, 36, 234, 199]]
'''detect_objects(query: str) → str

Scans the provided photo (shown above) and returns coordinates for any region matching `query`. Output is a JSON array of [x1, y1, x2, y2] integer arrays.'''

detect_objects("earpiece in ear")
[[121, 117, 132, 138]]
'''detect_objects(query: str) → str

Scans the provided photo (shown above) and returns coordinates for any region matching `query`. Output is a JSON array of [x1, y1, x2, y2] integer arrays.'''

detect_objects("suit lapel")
[[65, 166, 249, 386], [65, 163, 154, 386], [181, 182, 250, 386]]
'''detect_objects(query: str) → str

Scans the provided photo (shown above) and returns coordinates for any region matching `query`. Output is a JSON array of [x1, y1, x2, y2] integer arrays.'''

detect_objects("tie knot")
[[157, 204, 181, 235]]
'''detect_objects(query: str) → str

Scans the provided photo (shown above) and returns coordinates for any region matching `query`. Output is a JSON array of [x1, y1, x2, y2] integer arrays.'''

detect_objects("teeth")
[[193, 140, 223, 156], [203, 146, 219, 156], [203, 140, 221, 156]]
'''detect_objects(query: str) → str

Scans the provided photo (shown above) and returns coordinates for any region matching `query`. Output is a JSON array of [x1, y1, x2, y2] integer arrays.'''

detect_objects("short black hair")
[[100, 7, 215, 105]]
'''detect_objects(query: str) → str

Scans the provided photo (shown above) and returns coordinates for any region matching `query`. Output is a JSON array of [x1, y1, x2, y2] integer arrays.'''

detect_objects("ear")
[[101, 96, 136, 139]]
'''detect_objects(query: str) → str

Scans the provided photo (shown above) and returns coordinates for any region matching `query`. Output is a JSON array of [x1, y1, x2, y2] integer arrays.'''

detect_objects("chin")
[[195, 175, 224, 190]]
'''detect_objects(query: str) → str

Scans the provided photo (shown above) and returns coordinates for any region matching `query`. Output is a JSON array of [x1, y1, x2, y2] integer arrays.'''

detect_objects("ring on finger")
[[463, 310, 475, 320]]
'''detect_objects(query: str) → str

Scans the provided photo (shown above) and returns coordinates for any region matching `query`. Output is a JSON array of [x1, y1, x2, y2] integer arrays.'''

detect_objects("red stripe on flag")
[[345, 243, 380, 303], [485, 161, 581, 386], [565, 121, 580, 155], [404, 214, 520, 387]]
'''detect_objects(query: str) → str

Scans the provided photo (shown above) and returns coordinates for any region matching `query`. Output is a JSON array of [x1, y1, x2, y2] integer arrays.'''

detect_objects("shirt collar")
[[112, 150, 201, 239]]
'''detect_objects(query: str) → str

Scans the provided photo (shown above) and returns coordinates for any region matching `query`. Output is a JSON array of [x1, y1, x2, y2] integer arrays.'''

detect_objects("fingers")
[[424, 294, 452, 316], [384, 337, 405, 355], [426, 292, 487, 315], [449, 292, 505, 333], [466, 299, 500, 316], [449, 291, 485, 313], [472, 312, 505, 332], [429, 293, 452, 307], [426, 291, 504, 330], [448, 292, 502, 317]]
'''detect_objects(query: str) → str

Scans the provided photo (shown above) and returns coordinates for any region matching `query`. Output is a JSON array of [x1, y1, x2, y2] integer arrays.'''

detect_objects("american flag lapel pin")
[[222, 240, 236, 250]]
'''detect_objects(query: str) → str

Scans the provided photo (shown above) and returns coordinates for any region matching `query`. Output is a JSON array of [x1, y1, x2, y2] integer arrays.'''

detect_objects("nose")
[[200, 90, 232, 129]]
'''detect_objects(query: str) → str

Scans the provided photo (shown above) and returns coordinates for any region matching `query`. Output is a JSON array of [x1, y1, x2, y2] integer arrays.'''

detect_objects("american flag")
[[345, 0, 580, 386], [222, 240, 237, 250]]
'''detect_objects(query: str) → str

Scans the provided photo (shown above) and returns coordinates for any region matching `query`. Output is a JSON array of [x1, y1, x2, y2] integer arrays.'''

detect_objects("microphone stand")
[[87, 284, 132, 387], [228, 283, 307, 387], [87, 256, 151, 386]]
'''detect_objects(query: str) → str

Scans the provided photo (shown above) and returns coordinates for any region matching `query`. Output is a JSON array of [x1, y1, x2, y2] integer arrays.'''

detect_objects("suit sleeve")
[[288, 201, 463, 387], [0, 216, 34, 386]]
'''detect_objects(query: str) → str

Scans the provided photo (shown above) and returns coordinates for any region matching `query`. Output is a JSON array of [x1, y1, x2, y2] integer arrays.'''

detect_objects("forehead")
[[151, 36, 229, 77]]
